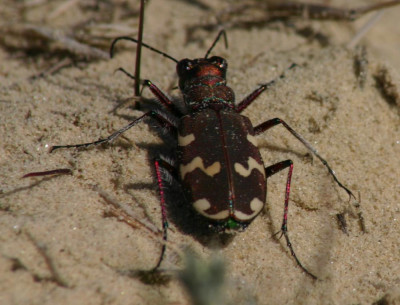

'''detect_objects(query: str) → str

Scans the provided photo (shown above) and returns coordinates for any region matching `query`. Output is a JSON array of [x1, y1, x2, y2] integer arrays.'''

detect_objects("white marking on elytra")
[[234, 157, 265, 178], [180, 157, 221, 179], [193, 199, 230, 220], [178, 133, 195, 146], [234, 198, 264, 220], [246, 134, 258, 147]]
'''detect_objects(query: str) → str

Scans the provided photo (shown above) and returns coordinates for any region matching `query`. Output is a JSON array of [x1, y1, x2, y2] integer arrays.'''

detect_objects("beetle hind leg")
[[152, 157, 181, 271], [266, 160, 317, 280]]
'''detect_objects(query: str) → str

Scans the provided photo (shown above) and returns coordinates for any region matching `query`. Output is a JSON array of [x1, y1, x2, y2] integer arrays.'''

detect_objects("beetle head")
[[177, 56, 227, 90]]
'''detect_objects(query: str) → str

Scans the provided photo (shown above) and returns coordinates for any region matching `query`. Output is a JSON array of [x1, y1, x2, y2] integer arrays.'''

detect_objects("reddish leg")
[[50, 111, 177, 152], [266, 160, 317, 279], [152, 158, 179, 270], [118, 70, 182, 115], [143, 80, 182, 116], [236, 64, 296, 113], [256, 118, 355, 200]]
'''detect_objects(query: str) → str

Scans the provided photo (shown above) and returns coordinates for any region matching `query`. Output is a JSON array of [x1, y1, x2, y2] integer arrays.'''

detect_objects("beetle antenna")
[[110, 36, 179, 63], [204, 30, 228, 59]]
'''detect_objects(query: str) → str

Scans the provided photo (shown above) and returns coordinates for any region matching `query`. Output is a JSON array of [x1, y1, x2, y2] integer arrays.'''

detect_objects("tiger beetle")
[[47, 30, 356, 280]]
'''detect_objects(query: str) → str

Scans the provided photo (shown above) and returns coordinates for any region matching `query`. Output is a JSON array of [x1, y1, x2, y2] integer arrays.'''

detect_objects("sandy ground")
[[0, 1, 399, 305]]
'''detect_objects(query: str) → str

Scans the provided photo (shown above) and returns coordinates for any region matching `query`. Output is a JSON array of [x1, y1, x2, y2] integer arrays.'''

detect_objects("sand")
[[0, 1, 399, 304]]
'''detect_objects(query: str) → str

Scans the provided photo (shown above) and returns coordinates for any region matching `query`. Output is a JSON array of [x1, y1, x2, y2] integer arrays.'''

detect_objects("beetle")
[[49, 30, 355, 279]]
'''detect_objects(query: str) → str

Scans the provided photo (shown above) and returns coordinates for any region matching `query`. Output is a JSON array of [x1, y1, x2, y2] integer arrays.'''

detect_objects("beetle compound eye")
[[177, 58, 192, 76], [209, 56, 221, 65], [209, 56, 227, 70], [185, 61, 193, 71], [219, 59, 227, 70]]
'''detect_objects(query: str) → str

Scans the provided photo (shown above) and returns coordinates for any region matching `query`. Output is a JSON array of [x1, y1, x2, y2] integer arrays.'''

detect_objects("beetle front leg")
[[50, 111, 177, 152], [112, 71, 182, 116], [143, 80, 182, 116], [256, 118, 355, 200], [236, 64, 296, 113], [266, 160, 317, 279]]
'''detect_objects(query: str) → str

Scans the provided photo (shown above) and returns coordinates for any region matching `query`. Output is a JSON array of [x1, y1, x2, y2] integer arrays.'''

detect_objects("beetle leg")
[[152, 157, 180, 270], [236, 64, 296, 113], [266, 160, 317, 279], [143, 80, 182, 116], [255, 118, 355, 201], [50, 110, 177, 152]]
